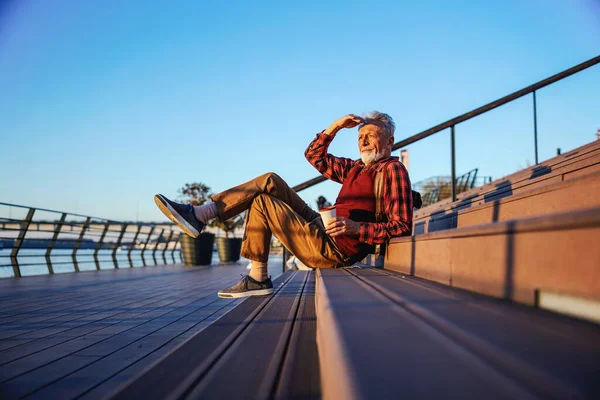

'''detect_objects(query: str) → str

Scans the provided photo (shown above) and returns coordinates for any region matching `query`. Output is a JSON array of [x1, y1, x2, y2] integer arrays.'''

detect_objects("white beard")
[[360, 150, 386, 165]]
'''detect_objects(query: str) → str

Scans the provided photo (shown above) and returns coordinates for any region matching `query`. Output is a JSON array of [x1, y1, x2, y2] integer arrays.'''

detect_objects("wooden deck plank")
[[79, 299, 245, 400], [275, 270, 321, 400], [0, 282, 159, 321], [0, 265, 235, 326], [0, 267, 245, 350], [0, 285, 171, 330], [353, 268, 600, 397], [0, 300, 236, 399], [1, 311, 78, 327], [21, 299, 238, 400], [0, 290, 101, 315], [0, 338, 31, 351], [77, 337, 189, 400], [109, 272, 295, 400], [316, 268, 532, 400], [0, 270, 177, 315], [186, 271, 309, 399], [0, 355, 100, 400], [74, 295, 224, 357], [0, 265, 219, 291], [0, 278, 184, 334], [0, 284, 214, 361], [0, 263, 278, 398], [0, 267, 202, 319], [0, 286, 227, 377], [377, 269, 600, 344], [0, 336, 109, 382]]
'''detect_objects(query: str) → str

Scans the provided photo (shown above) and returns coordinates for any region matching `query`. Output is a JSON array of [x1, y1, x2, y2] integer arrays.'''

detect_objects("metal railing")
[[412, 169, 494, 207], [0, 202, 183, 278], [292, 55, 600, 202]]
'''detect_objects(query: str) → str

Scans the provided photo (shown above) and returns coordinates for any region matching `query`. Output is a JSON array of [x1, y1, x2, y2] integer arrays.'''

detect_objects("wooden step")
[[315, 268, 600, 399], [417, 170, 600, 234], [387, 207, 600, 308], [415, 139, 600, 219]]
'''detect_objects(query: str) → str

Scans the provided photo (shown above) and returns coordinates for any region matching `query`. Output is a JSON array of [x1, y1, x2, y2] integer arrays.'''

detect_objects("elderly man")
[[154, 111, 413, 298]]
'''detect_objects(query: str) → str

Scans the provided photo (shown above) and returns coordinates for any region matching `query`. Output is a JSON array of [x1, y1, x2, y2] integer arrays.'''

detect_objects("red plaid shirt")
[[305, 132, 413, 244]]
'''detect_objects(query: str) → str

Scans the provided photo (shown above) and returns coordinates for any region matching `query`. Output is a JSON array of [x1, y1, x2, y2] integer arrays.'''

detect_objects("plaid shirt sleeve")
[[305, 131, 358, 183], [359, 161, 413, 244]]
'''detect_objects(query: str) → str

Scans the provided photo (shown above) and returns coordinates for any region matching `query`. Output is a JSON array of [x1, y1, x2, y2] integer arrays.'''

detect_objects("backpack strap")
[[372, 162, 389, 258], [374, 166, 385, 222]]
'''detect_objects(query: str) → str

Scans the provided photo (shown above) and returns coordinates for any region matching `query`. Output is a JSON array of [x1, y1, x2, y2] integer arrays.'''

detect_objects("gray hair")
[[361, 111, 395, 138]]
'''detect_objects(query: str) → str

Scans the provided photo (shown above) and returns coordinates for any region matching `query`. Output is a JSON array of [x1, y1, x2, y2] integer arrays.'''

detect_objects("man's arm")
[[359, 162, 413, 244], [305, 114, 363, 184], [325, 162, 413, 243]]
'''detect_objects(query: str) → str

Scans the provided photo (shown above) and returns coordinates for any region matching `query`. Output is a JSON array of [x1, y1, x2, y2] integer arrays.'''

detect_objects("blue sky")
[[1, 0, 599, 222]]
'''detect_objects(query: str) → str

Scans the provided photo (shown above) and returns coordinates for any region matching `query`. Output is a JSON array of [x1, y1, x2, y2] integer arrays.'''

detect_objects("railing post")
[[533, 90, 539, 165], [162, 230, 174, 264], [10, 208, 35, 278], [450, 125, 457, 202], [72, 217, 91, 272], [94, 221, 111, 271], [45, 213, 67, 274], [282, 247, 288, 273], [152, 228, 165, 265], [141, 226, 155, 266], [128, 225, 142, 267], [171, 232, 180, 264], [112, 223, 128, 268]]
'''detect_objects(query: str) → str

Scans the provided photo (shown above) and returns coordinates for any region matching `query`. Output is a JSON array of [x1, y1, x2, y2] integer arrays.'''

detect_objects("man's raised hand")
[[324, 114, 364, 135], [335, 114, 364, 129]]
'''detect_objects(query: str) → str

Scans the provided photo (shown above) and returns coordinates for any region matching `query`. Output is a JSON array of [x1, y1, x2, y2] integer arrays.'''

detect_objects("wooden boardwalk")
[[1, 260, 598, 399], [0, 263, 280, 399], [113, 270, 319, 400]]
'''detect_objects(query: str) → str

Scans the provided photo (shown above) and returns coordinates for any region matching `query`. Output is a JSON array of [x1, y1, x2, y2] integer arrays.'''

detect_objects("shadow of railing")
[[418, 179, 515, 233]]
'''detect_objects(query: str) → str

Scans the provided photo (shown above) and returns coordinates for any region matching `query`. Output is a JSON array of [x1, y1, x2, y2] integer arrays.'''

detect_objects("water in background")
[[0, 249, 284, 279]]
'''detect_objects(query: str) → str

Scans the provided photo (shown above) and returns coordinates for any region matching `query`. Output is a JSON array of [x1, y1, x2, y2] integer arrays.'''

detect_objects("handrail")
[[292, 55, 600, 193], [389, 55, 600, 152], [0, 201, 176, 226], [0, 202, 182, 278], [0, 201, 116, 222]]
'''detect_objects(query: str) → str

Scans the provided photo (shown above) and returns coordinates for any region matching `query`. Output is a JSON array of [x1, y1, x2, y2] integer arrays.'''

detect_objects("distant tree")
[[178, 182, 212, 206]]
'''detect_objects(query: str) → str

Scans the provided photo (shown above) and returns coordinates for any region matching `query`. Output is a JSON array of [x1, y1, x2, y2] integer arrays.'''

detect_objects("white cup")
[[318, 206, 337, 227]]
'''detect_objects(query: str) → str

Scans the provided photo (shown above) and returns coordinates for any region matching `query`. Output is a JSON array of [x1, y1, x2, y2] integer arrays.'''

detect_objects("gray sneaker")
[[218, 275, 274, 298]]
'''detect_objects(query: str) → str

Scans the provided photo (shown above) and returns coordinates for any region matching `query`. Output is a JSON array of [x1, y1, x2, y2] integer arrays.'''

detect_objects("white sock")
[[193, 203, 218, 223], [249, 261, 268, 282]]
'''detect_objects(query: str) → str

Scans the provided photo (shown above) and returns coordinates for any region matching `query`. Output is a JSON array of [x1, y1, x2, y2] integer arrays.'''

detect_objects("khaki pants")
[[211, 172, 347, 268]]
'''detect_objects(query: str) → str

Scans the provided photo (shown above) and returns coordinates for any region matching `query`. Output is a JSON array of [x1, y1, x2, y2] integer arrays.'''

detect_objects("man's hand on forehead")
[[335, 114, 364, 129], [325, 114, 365, 136]]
